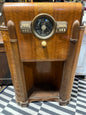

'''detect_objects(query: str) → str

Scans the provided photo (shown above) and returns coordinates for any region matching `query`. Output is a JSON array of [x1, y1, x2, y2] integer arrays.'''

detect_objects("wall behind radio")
[[76, 10, 86, 76]]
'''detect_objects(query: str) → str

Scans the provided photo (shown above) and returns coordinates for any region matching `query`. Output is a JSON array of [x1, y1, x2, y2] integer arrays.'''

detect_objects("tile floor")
[[0, 77, 86, 115]]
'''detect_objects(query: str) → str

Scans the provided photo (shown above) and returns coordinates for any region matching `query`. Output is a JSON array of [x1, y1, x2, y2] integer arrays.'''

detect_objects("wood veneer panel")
[[0, 31, 3, 43], [1, 3, 84, 105], [29, 90, 59, 102], [2, 3, 82, 61], [23, 61, 64, 94]]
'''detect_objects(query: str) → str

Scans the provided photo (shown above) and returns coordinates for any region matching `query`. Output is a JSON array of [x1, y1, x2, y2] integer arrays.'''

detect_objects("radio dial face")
[[31, 14, 56, 40], [34, 18, 53, 37], [20, 14, 67, 36]]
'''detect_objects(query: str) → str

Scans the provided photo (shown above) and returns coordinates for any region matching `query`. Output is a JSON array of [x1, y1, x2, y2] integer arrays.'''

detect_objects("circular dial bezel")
[[31, 13, 56, 40]]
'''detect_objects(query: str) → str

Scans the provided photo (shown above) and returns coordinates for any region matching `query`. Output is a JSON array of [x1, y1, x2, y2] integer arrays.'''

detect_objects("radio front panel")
[[3, 3, 82, 61]]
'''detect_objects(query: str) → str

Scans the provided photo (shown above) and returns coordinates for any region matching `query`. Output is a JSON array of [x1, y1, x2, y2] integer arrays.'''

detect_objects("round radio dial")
[[31, 13, 56, 40]]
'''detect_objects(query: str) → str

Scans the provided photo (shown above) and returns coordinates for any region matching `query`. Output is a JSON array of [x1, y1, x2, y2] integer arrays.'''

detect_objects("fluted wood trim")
[[1, 20, 28, 106], [59, 25, 85, 105]]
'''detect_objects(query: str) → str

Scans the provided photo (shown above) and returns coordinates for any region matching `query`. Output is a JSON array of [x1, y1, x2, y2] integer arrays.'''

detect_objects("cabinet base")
[[16, 99, 28, 107], [59, 99, 70, 106]]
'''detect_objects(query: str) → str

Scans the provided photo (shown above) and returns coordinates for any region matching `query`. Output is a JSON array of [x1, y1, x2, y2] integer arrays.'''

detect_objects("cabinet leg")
[[59, 26, 85, 105], [16, 99, 28, 107], [59, 99, 70, 106], [1, 21, 28, 106]]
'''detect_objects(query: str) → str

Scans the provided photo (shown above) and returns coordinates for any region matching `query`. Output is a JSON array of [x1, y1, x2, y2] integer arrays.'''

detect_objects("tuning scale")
[[20, 13, 68, 39]]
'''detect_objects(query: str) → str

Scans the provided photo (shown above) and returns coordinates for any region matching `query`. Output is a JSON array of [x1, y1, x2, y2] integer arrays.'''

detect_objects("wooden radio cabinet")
[[0, 2, 85, 106]]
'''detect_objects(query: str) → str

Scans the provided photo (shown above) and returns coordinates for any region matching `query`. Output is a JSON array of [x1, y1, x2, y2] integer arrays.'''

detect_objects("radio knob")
[[41, 41, 47, 48]]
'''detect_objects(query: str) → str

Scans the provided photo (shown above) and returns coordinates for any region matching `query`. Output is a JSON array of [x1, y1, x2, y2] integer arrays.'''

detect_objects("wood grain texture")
[[70, 20, 80, 42], [59, 25, 85, 105], [0, 31, 11, 85], [0, 49, 11, 85], [0, 31, 3, 44], [1, 21, 28, 106], [2, 3, 82, 61], [29, 90, 59, 102], [1, 3, 84, 105], [23, 61, 64, 95]]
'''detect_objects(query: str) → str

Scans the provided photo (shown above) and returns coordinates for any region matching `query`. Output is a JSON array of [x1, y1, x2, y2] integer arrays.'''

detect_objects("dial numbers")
[[31, 14, 56, 40]]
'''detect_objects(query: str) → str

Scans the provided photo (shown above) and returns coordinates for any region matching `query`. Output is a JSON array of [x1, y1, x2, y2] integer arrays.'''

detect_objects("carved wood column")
[[59, 24, 85, 105], [0, 20, 28, 107]]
